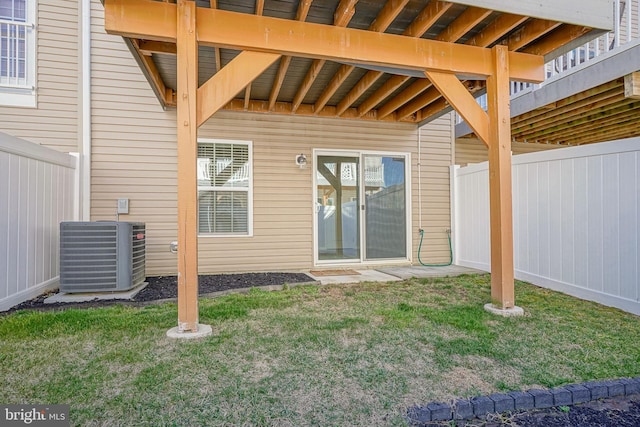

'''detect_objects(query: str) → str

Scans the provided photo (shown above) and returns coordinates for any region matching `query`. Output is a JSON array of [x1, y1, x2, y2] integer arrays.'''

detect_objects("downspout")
[[81, 0, 91, 220], [417, 126, 422, 231]]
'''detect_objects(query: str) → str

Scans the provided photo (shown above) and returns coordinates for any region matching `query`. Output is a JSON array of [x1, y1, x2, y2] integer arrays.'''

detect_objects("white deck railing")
[[456, 0, 639, 124], [0, 19, 35, 90]]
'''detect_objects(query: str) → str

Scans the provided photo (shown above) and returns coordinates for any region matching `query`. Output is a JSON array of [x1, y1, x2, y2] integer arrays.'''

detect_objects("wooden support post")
[[486, 45, 515, 309], [176, 0, 199, 332]]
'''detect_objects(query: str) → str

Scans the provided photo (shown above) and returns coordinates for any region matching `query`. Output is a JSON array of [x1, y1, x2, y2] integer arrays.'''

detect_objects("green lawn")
[[1, 274, 639, 426]]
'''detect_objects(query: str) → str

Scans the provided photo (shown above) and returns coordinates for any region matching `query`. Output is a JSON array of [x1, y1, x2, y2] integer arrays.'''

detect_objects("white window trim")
[[197, 138, 253, 238], [0, 0, 37, 108]]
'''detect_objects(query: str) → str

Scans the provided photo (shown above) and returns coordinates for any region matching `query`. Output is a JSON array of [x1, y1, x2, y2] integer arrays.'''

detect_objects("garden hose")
[[417, 228, 453, 267]]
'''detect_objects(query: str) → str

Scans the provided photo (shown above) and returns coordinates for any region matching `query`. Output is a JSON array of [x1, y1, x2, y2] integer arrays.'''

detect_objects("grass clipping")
[[1, 274, 639, 426]]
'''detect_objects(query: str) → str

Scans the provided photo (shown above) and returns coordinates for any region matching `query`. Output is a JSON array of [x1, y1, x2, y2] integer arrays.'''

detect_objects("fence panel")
[[0, 132, 76, 311], [453, 137, 639, 315]]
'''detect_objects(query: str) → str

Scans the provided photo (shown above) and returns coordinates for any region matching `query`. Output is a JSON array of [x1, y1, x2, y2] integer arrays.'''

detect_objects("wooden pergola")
[[102, 0, 612, 334]]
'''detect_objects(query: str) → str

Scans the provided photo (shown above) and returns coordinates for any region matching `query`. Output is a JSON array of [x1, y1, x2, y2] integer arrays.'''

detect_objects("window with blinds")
[[197, 140, 252, 235], [0, 0, 36, 107]]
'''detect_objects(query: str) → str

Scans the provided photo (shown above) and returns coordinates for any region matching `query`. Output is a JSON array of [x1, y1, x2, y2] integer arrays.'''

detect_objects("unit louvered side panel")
[[130, 223, 146, 289], [60, 223, 119, 292]]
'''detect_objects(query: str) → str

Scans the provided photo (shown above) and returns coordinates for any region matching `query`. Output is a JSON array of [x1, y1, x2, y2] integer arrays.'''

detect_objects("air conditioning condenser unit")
[[59, 221, 146, 293]]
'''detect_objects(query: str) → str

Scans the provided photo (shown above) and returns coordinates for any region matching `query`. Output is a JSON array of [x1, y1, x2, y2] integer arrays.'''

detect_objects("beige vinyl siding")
[[0, 0, 79, 153], [90, 0, 177, 275], [198, 114, 419, 274], [415, 114, 454, 265], [90, 2, 454, 275], [455, 137, 560, 166]]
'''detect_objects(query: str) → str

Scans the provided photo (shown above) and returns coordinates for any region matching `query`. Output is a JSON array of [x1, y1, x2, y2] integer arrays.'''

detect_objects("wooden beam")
[[222, 98, 413, 122], [103, 0, 545, 82], [424, 71, 490, 145], [625, 72, 640, 99], [446, 0, 613, 30], [291, 0, 356, 113], [130, 39, 174, 107], [138, 39, 177, 55], [486, 44, 515, 309], [197, 51, 281, 126], [176, 0, 199, 333]]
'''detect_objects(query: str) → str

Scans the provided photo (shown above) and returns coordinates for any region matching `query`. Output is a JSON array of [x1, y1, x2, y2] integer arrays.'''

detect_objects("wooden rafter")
[[339, 0, 454, 117], [375, 6, 492, 120], [511, 79, 623, 126], [512, 89, 624, 134], [268, 0, 312, 111], [378, 79, 433, 119], [244, 0, 266, 110], [291, 0, 357, 113], [210, 0, 221, 71], [434, 6, 492, 42], [104, 1, 545, 84], [515, 98, 640, 140], [315, 0, 410, 114], [415, 16, 561, 122], [522, 24, 593, 56]]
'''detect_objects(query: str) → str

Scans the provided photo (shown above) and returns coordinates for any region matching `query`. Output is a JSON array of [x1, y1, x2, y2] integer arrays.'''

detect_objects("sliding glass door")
[[316, 155, 360, 261], [315, 151, 408, 264], [363, 155, 406, 259]]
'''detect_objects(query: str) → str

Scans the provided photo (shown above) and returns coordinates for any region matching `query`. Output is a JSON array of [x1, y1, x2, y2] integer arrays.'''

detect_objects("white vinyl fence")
[[453, 138, 640, 315], [0, 132, 77, 311]]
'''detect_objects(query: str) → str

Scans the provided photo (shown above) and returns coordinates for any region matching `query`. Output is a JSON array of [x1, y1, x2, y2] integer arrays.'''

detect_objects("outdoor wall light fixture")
[[295, 153, 308, 169]]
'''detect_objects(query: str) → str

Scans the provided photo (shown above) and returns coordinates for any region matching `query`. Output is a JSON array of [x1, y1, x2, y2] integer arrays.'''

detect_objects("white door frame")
[[313, 148, 412, 266]]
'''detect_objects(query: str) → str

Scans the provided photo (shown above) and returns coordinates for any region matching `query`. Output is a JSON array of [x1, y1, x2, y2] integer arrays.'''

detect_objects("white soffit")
[[447, 0, 614, 31]]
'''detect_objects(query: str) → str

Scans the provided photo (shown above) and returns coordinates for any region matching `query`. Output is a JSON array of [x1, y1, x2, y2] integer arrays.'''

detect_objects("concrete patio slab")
[[377, 265, 485, 280], [307, 269, 402, 285]]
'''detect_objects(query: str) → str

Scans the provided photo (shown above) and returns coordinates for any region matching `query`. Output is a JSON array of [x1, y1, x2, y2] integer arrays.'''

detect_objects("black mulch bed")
[[5, 272, 316, 313], [419, 394, 640, 427]]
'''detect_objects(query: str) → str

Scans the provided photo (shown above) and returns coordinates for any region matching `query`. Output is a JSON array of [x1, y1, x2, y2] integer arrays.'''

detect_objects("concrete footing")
[[484, 303, 524, 317], [166, 323, 213, 339]]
